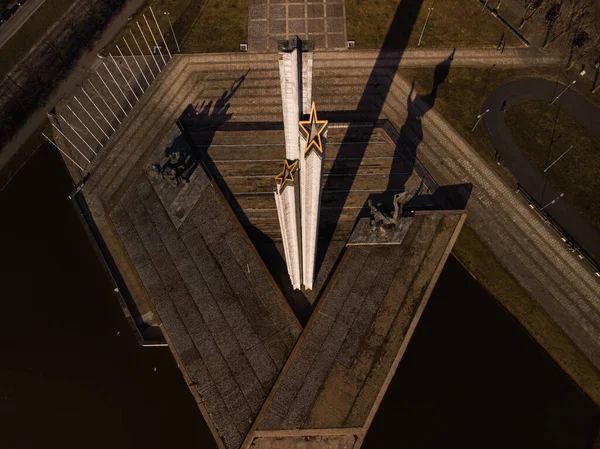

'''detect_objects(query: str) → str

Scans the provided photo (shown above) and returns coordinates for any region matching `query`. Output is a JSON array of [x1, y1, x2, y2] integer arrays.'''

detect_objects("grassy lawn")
[[400, 66, 562, 174], [104, 0, 247, 55], [345, 0, 522, 50], [182, 0, 247, 53], [403, 65, 600, 228], [505, 100, 600, 229], [0, 0, 73, 79], [453, 225, 600, 407]]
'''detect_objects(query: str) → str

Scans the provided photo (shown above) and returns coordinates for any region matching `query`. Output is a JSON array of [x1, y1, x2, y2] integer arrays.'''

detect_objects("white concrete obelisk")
[[298, 103, 327, 290], [275, 38, 325, 290], [274, 160, 302, 289], [278, 40, 313, 159]]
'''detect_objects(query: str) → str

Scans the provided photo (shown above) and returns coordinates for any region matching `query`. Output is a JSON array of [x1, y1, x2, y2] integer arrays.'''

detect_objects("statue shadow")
[[385, 49, 455, 193], [177, 71, 247, 191], [151, 135, 198, 185], [178, 70, 248, 153], [373, 49, 472, 215]]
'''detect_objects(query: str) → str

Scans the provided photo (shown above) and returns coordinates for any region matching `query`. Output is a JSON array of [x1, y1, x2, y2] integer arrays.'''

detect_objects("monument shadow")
[[315, 27, 470, 277]]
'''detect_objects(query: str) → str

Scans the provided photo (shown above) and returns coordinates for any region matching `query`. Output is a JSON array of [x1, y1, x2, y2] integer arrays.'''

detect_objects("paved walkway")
[[111, 144, 301, 449], [248, 0, 347, 51], [67, 51, 599, 372], [49, 50, 600, 445], [311, 47, 560, 68], [482, 78, 600, 265], [243, 212, 465, 449]]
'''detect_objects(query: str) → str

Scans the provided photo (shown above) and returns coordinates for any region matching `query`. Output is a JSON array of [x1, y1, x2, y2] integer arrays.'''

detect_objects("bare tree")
[[567, 27, 600, 67], [544, 0, 596, 48], [84, 0, 104, 25], [542, 2, 561, 48], [519, 0, 546, 28], [44, 37, 70, 68], [21, 58, 48, 87], [592, 56, 600, 93]]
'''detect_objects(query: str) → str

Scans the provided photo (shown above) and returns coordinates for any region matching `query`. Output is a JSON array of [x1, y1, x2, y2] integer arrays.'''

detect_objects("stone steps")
[[232, 187, 422, 211], [238, 216, 359, 242], [209, 157, 412, 177], [90, 58, 282, 203]]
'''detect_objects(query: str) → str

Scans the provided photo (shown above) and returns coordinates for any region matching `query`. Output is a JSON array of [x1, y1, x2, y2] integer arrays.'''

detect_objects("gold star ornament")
[[299, 102, 328, 158], [275, 159, 299, 192]]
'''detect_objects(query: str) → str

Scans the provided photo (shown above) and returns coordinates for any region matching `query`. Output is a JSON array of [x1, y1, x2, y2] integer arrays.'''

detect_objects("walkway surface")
[[0, 0, 46, 50], [482, 78, 600, 264], [103, 126, 302, 449], [248, 0, 347, 51], [53, 50, 600, 447], [243, 212, 465, 449]]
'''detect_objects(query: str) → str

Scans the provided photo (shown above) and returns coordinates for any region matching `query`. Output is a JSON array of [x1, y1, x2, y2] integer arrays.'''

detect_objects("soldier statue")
[[368, 187, 418, 233]]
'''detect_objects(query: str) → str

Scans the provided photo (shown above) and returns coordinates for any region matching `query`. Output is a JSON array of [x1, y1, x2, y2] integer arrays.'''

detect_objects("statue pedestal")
[[348, 217, 414, 246]]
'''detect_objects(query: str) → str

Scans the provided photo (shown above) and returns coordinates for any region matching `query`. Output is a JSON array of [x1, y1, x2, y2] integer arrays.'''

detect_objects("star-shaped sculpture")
[[299, 102, 328, 158], [275, 159, 299, 192]]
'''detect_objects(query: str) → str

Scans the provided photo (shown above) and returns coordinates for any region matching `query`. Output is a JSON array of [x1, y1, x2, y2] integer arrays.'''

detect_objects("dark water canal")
[[1, 146, 598, 448]]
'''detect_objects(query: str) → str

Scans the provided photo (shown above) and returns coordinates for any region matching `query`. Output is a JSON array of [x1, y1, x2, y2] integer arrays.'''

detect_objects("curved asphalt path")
[[482, 78, 600, 265]]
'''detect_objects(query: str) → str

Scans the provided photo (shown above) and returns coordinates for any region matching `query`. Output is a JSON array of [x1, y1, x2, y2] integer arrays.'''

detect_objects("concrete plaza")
[[248, 0, 347, 51]]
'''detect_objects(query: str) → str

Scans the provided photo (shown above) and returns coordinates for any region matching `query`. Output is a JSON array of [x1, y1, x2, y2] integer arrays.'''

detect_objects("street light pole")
[[417, 8, 433, 47], [544, 145, 574, 172], [551, 80, 576, 104], [540, 192, 564, 211], [143, 14, 166, 66], [150, 6, 171, 59], [164, 12, 180, 53], [471, 108, 490, 132]]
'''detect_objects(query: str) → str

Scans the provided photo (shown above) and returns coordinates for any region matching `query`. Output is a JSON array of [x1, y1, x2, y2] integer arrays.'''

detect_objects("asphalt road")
[[0, 0, 46, 50], [482, 78, 600, 264]]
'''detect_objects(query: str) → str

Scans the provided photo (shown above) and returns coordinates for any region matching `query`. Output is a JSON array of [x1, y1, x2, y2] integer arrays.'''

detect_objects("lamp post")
[[164, 12, 180, 53], [471, 108, 490, 132], [540, 192, 564, 211], [592, 60, 600, 94], [544, 145, 574, 172], [417, 8, 433, 47], [551, 80, 576, 104]]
